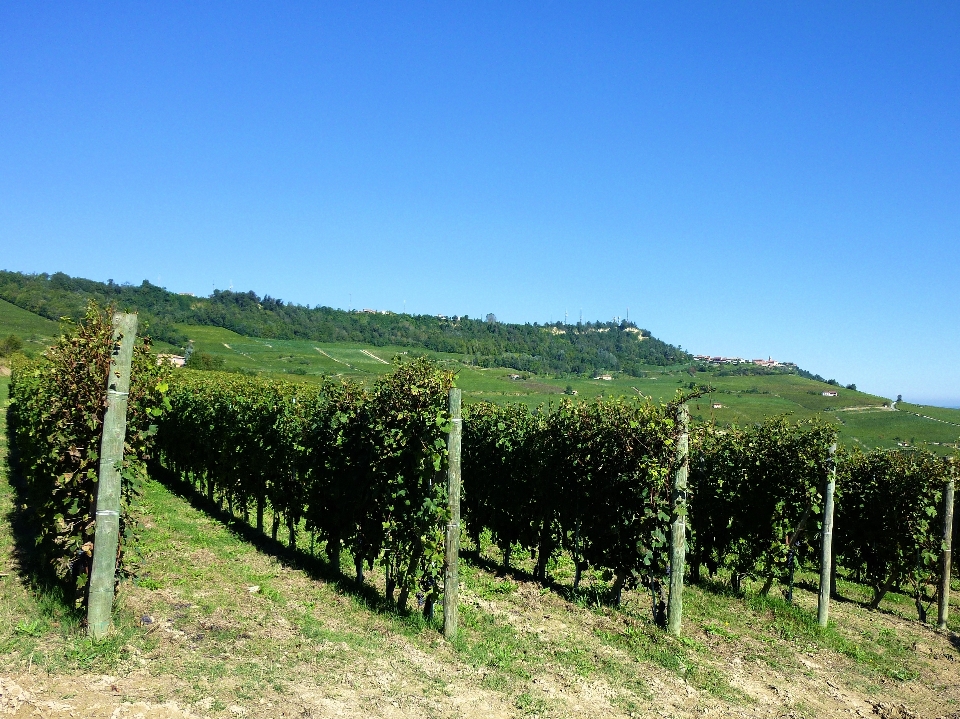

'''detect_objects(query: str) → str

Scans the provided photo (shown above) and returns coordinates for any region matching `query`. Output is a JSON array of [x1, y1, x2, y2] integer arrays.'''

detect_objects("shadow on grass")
[[792, 577, 863, 607], [459, 547, 538, 584], [146, 457, 438, 631], [458, 545, 630, 609], [694, 570, 878, 612], [150, 459, 641, 633]]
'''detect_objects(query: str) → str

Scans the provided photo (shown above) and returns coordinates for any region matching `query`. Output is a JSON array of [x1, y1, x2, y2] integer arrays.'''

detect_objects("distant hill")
[[0, 270, 689, 377]]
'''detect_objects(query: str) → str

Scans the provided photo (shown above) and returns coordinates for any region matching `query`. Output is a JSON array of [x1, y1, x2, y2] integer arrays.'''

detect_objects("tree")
[[0, 334, 23, 356], [185, 351, 225, 371], [845, 383, 857, 391], [486, 313, 497, 324]]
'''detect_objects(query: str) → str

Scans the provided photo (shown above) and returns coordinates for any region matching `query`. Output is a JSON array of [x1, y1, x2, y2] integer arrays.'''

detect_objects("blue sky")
[[2, 3, 958, 405]]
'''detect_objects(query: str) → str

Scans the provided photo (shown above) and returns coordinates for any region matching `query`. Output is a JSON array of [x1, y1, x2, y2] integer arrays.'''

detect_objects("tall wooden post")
[[87, 312, 138, 639], [443, 388, 462, 640], [667, 404, 689, 636], [938, 458, 955, 630], [818, 443, 838, 628]]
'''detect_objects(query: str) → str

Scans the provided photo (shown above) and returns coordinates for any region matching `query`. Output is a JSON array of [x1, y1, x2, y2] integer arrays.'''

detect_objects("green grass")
[[0, 297, 61, 356], [834, 408, 960, 453], [897, 402, 960, 422]]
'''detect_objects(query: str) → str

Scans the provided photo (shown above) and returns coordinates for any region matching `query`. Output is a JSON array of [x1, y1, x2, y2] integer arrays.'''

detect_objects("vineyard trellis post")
[[818, 443, 837, 628], [667, 404, 689, 636], [938, 457, 955, 630], [87, 312, 138, 639], [444, 388, 462, 640]]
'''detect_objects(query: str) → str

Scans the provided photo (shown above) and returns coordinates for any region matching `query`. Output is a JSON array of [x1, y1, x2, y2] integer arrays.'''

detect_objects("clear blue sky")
[[2, 3, 958, 405]]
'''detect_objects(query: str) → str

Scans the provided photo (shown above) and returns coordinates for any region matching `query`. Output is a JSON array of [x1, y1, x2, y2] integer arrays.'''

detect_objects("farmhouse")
[[822, 390, 838, 397], [712, 403, 723, 409], [595, 374, 613, 381], [157, 354, 186, 368]]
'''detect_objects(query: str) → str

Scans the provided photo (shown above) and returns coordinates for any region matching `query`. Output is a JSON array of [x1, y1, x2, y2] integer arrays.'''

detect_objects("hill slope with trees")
[[0, 269, 689, 377]]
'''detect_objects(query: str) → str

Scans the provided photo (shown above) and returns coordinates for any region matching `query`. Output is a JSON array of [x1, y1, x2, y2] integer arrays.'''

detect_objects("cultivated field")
[[0, 298, 60, 356]]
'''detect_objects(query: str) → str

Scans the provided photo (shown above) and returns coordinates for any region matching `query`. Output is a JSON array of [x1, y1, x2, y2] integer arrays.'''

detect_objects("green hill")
[[0, 297, 61, 357], [0, 270, 686, 377]]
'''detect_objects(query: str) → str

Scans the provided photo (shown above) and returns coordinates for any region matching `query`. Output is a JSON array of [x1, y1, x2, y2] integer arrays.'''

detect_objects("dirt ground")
[[3, 571, 960, 719]]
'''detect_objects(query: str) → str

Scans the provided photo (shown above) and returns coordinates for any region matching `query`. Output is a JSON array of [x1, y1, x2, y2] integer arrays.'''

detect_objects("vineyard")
[[3, 309, 959, 717], [7, 305, 168, 607], [7, 307, 958, 626]]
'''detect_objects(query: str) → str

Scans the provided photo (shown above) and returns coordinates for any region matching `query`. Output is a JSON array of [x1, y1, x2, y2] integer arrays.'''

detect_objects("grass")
[[0, 298, 61, 356]]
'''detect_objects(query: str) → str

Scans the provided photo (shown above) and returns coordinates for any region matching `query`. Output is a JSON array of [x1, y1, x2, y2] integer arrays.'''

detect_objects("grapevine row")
[[154, 358, 454, 614], [8, 304, 168, 609], [463, 397, 683, 611]]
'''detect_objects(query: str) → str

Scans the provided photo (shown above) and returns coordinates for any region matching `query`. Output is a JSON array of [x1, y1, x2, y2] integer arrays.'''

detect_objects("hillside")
[[2, 374, 959, 719], [2, 295, 957, 454], [0, 298, 61, 356], [0, 270, 687, 377]]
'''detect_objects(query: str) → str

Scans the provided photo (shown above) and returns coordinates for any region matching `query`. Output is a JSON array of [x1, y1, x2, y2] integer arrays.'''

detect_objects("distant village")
[[693, 355, 797, 369]]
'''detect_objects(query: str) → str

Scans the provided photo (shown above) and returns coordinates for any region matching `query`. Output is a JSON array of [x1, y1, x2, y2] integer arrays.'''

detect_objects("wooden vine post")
[[667, 404, 689, 636], [443, 388, 462, 640], [818, 443, 838, 628], [87, 312, 138, 639], [938, 457, 955, 630]]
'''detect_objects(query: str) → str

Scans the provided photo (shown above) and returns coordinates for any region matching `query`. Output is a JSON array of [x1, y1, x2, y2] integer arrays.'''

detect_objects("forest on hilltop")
[[0, 270, 690, 377]]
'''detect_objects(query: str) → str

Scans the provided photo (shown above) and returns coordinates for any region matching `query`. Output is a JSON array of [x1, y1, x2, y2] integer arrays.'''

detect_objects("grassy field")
[[896, 402, 960, 426], [2, 370, 960, 718], [0, 298, 61, 356]]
